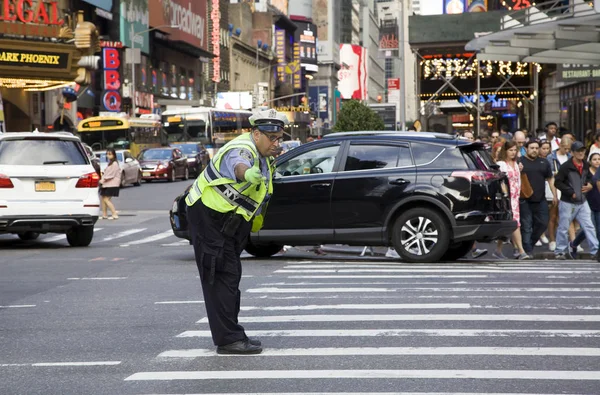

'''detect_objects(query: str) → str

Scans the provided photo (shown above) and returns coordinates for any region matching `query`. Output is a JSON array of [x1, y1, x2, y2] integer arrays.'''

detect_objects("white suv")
[[0, 132, 100, 246]]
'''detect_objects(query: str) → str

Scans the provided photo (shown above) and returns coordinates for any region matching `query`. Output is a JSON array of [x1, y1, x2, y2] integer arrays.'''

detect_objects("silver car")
[[95, 149, 142, 187]]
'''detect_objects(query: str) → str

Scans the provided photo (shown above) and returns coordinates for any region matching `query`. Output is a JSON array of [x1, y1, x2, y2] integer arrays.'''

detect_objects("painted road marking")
[[155, 300, 204, 305], [120, 230, 173, 247], [238, 303, 472, 311], [67, 277, 128, 280], [196, 314, 600, 324], [276, 269, 599, 274], [124, 369, 600, 381], [101, 228, 146, 242], [0, 305, 36, 309], [247, 287, 600, 293], [1, 361, 121, 367], [158, 346, 600, 358], [177, 329, 600, 338], [43, 228, 103, 243]]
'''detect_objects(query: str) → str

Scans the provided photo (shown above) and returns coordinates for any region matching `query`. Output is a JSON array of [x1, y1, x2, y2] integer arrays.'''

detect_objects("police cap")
[[249, 109, 289, 133]]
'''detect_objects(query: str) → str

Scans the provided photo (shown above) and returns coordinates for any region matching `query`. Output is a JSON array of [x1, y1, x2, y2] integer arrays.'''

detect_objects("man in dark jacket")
[[553, 141, 599, 260]]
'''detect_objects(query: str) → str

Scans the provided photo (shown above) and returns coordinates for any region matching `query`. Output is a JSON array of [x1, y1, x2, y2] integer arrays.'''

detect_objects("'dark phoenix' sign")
[[0, 48, 68, 68]]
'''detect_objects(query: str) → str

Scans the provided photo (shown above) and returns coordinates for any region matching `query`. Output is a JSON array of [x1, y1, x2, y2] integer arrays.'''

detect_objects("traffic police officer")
[[185, 108, 288, 355]]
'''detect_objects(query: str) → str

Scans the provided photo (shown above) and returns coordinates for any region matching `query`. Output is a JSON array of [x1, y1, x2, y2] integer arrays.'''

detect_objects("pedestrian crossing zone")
[[124, 259, 600, 395]]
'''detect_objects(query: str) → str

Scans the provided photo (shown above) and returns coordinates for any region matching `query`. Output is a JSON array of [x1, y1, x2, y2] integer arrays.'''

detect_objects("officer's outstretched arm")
[[234, 163, 251, 182]]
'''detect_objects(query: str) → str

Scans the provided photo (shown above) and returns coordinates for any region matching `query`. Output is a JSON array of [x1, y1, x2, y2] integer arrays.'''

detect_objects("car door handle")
[[390, 178, 410, 185], [311, 183, 331, 189]]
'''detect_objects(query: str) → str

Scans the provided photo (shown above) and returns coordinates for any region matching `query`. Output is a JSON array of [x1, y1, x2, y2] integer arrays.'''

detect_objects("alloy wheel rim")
[[400, 216, 439, 256]]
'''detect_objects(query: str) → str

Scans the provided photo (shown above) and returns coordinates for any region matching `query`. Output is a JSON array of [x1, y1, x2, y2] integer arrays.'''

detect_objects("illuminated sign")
[[0, 0, 63, 25], [81, 119, 124, 128], [211, 0, 220, 83], [275, 28, 286, 82], [0, 48, 68, 68], [293, 42, 301, 89], [503, 0, 531, 11], [101, 47, 121, 112], [421, 58, 539, 80]]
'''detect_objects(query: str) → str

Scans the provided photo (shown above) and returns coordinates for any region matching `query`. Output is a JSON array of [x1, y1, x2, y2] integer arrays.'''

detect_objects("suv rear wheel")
[[245, 240, 283, 258], [66, 226, 94, 247], [441, 241, 474, 261], [18, 232, 39, 241], [391, 208, 450, 263]]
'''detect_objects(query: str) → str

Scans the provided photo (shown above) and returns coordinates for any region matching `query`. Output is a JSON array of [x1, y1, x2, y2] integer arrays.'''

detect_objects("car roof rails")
[[323, 131, 457, 140]]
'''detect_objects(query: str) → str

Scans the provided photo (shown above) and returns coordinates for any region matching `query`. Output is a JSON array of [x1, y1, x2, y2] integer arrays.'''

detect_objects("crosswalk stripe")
[[247, 287, 600, 293], [239, 303, 472, 311], [177, 329, 600, 338], [283, 264, 598, 269], [132, 393, 573, 395], [157, 346, 600, 358], [120, 230, 173, 246], [276, 269, 599, 274], [124, 369, 600, 381], [161, 240, 189, 247], [42, 228, 104, 242], [195, 314, 600, 324], [101, 228, 146, 242], [287, 275, 492, 279]]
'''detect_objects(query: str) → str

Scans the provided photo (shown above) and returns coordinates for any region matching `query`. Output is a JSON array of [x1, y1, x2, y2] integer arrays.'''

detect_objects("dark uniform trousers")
[[188, 200, 252, 346]]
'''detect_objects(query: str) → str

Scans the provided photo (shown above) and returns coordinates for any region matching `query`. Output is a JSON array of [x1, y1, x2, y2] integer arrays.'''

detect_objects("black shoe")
[[596, 251, 600, 263], [216, 339, 262, 355], [247, 337, 261, 347]]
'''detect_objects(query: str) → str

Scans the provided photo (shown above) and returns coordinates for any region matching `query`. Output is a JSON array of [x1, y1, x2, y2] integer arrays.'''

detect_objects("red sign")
[[387, 78, 400, 90], [149, 0, 208, 51], [102, 47, 121, 112], [0, 0, 63, 25], [211, 0, 219, 83]]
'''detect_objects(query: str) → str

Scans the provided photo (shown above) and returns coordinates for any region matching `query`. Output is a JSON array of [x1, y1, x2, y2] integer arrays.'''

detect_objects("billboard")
[[120, 0, 149, 54], [338, 44, 367, 100], [369, 104, 397, 131], [294, 22, 318, 72], [149, 0, 208, 51], [216, 92, 253, 110], [443, 0, 487, 14], [288, 0, 311, 18], [557, 64, 600, 82], [275, 28, 287, 82]]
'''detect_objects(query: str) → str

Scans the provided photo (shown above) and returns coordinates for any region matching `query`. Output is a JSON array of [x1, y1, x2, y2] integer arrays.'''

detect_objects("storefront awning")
[[466, 1, 600, 64]]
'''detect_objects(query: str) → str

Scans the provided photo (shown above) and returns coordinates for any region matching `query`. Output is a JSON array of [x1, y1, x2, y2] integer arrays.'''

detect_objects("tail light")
[[451, 171, 497, 182], [0, 174, 13, 188], [76, 172, 100, 188]]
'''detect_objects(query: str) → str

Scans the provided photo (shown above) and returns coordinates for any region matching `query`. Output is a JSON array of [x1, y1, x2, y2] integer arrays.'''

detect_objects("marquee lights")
[[420, 59, 542, 80], [0, 78, 71, 89]]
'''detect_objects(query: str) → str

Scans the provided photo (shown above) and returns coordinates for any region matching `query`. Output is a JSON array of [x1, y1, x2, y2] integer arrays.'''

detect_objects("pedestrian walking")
[[98, 148, 121, 220], [519, 140, 557, 254], [553, 141, 599, 260], [493, 141, 530, 260], [569, 153, 600, 256], [185, 108, 288, 355]]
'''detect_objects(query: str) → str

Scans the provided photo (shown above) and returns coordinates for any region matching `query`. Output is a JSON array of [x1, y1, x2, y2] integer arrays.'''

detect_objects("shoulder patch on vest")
[[238, 148, 253, 162]]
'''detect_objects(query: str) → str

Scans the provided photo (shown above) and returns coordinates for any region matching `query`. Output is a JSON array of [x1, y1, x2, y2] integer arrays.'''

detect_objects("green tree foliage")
[[333, 100, 386, 132]]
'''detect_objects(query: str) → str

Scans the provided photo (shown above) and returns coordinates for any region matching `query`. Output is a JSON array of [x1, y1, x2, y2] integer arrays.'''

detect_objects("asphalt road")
[[1, 181, 600, 395]]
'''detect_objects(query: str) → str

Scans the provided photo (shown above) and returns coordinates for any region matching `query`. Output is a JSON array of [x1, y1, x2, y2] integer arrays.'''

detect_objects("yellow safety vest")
[[185, 133, 275, 232]]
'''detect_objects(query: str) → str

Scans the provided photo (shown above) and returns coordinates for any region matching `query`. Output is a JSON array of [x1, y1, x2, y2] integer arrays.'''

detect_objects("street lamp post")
[[130, 24, 178, 117]]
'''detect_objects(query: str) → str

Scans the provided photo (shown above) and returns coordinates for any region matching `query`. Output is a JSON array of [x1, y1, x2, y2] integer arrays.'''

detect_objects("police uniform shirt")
[[219, 147, 271, 215]]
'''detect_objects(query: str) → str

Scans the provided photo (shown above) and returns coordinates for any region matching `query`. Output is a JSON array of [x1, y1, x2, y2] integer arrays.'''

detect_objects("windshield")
[[0, 139, 88, 165], [98, 152, 124, 163], [139, 149, 172, 160], [79, 129, 130, 151], [171, 144, 198, 155]]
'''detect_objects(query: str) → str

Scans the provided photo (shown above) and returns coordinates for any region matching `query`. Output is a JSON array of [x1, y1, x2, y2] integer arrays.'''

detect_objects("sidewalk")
[[319, 244, 596, 260]]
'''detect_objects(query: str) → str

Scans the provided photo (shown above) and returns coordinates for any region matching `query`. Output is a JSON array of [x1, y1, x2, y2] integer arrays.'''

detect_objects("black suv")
[[170, 131, 516, 263]]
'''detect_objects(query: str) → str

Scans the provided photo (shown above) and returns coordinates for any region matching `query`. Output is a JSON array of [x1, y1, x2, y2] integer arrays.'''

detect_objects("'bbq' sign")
[[101, 47, 121, 112]]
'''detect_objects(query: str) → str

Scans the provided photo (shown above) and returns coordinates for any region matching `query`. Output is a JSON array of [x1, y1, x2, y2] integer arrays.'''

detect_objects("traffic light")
[[73, 11, 100, 86]]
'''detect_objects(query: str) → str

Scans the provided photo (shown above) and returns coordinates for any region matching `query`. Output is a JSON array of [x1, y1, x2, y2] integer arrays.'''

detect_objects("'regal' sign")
[[101, 47, 121, 112], [0, 0, 63, 25]]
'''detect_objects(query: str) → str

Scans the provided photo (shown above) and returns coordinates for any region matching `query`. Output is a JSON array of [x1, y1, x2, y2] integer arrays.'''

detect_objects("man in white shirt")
[[544, 122, 560, 151]]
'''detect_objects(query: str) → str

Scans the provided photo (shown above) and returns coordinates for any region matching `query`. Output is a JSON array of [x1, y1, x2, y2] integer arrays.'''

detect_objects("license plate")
[[35, 181, 56, 192], [143, 172, 151, 177]]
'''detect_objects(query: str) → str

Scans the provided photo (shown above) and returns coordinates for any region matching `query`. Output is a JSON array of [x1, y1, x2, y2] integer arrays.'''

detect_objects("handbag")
[[520, 172, 534, 199]]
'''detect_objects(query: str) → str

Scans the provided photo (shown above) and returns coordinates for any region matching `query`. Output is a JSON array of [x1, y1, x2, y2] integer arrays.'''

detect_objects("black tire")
[[120, 172, 126, 187], [441, 241, 474, 261], [18, 232, 39, 241], [245, 240, 283, 258], [183, 167, 189, 181], [66, 226, 94, 247], [168, 168, 176, 182], [391, 207, 450, 263], [133, 171, 142, 186]]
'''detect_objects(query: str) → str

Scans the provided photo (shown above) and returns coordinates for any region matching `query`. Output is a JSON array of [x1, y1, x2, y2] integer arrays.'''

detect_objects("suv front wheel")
[[392, 208, 450, 263], [66, 226, 94, 247], [245, 240, 283, 258]]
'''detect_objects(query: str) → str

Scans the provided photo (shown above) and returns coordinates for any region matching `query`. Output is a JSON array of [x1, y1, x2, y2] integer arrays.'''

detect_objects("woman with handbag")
[[493, 141, 530, 260]]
